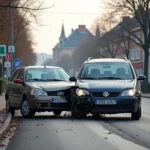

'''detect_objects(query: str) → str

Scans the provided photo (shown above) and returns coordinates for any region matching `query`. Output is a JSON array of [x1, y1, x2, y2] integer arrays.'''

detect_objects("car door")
[[14, 69, 25, 107], [7, 69, 21, 107]]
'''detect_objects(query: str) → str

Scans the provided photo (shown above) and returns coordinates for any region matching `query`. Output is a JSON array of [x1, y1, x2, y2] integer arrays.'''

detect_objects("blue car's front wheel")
[[131, 107, 141, 120]]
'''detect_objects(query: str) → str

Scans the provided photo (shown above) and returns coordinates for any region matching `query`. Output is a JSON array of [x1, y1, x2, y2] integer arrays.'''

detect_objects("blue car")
[[70, 57, 146, 120]]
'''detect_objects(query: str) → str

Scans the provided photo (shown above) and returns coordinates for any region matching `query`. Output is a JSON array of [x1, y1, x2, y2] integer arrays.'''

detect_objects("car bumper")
[[73, 96, 140, 114], [28, 96, 70, 111]]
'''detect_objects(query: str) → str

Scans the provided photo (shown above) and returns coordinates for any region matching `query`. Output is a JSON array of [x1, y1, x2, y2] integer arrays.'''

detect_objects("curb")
[[0, 113, 12, 140]]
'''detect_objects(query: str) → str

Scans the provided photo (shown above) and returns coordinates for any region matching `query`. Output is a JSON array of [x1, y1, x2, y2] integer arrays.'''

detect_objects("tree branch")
[[0, 4, 54, 11]]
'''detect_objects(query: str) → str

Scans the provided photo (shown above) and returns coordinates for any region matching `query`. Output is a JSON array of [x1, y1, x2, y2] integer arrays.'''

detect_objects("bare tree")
[[56, 54, 73, 73], [119, 28, 131, 59], [99, 31, 122, 58], [90, 13, 117, 37], [105, 0, 150, 92], [72, 36, 100, 69]]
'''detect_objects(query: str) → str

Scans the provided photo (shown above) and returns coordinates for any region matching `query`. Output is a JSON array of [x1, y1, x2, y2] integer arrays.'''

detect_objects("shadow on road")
[[13, 112, 132, 122]]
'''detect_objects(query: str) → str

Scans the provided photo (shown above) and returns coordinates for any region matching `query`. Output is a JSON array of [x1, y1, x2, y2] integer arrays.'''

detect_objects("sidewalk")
[[0, 96, 5, 110], [0, 96, 12, 140]]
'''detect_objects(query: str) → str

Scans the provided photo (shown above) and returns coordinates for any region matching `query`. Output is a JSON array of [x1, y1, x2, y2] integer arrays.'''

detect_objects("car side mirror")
[[14, 79, 24, 85], [69, 77, 76, 82], [137, 75, 146, 81]]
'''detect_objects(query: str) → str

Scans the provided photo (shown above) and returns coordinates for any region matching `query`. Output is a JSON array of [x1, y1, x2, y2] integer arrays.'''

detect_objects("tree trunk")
[[142, 48, 149, 93], [127, 52, 129, 59]]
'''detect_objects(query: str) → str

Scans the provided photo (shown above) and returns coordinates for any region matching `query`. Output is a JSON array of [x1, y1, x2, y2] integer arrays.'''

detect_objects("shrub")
[[0, 78, 6, 95]]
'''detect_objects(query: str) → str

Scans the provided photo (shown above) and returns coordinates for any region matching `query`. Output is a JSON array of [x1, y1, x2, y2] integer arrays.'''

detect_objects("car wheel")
[[53, 111, 62, 116], [131, 107, 141, 120], [6, 98, 15, 116], [71, 100, 80, 118], [79, 112, 87, 119], [20, 99, 35, 118], [92, 113, 100, 118]]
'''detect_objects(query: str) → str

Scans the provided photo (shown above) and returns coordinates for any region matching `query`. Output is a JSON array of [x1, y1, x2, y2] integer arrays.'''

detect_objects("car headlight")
[[75, 88, 89, 96], [30, 89, 48, 96], [121, 89, 136, 96]]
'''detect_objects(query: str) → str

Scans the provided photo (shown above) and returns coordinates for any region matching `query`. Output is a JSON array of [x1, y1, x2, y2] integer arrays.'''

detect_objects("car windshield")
[[26, 68, 70, 82], [79, 62, 134, 80]]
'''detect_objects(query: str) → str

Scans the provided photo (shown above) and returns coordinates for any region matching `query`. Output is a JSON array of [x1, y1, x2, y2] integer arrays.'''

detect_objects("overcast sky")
[[32, 0, 102, 56]]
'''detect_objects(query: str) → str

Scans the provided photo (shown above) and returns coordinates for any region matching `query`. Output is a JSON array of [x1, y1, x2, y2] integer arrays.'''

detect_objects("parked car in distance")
[[5, 66, 74, 118], [70, 57, 146, 120]]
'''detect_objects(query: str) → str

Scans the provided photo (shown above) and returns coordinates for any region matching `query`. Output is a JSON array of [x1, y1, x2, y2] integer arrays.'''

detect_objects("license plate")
[[95, 100, 117, 105], [51, 97, 67, 103]]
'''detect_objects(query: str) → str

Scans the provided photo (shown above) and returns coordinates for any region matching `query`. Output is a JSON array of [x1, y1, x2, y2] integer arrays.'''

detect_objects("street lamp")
[[9, 0, 14, 76]]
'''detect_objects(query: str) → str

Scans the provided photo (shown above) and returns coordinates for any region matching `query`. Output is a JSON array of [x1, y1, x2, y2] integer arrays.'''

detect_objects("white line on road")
[[142, 114, 150, 119], [85, 122, 149, 150]]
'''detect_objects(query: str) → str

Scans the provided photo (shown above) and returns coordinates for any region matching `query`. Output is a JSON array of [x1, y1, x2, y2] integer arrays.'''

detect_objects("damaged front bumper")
[[72, 95, 140, 114]]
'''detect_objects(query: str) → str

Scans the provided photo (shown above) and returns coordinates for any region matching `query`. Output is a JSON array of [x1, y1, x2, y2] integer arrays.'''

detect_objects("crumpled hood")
[[77, 80, 136, 92], [27, 81, 75, 91]]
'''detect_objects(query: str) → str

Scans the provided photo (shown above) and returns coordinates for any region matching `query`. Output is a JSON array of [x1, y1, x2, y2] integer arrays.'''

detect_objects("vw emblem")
[[103, 92, 109, 97], [57, 91, 64, 96]]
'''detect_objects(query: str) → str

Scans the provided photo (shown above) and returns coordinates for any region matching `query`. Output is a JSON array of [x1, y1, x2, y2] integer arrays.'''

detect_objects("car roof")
[[17, 66, 62, 69], [85, 58, 129, 64]]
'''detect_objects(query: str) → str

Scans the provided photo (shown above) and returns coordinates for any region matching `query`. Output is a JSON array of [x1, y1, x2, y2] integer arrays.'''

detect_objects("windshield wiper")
[[98, 77, 124, 80], [80, 77, 97, 80], [45, 79, 65, 81], [28, 78, 45, 81]]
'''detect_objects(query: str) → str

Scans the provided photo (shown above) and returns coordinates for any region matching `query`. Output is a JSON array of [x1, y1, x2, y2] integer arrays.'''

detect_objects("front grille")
[[94, 105, 118, 109], [47, 90, 70, 96], [92, 92, 120, 97], [47, 91, 57, 96], [37, 102, 49, 108]]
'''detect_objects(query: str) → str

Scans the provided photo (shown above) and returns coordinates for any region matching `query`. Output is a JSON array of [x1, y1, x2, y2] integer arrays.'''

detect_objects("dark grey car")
[[5, 66, 74, 118]]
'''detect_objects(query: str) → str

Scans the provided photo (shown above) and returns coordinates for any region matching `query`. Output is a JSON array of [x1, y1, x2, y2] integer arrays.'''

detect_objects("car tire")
[[53, 111, 62, 116], [71, 100, 80, 118], [71, 100, 87, 118], [6, 98, 15, 116], [79, 112, 87, 119], [131, 107, 141, 120], [20, 99, 35, 118], [92, 113, 100, 118]]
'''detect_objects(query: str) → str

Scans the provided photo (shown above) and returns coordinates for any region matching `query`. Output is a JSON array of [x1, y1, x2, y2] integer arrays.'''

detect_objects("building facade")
[[52, 24, 94, 76]]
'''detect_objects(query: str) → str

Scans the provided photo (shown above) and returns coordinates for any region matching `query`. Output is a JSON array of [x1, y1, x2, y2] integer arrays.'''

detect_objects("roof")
[[53, 28, 94, 50], [60, 23, 66, 39], [85, 58, 129, 63], [100, 17, 140, 42]]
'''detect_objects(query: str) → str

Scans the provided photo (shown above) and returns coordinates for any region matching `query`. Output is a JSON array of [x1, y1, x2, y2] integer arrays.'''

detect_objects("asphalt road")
[[5, 98, 150, 150]]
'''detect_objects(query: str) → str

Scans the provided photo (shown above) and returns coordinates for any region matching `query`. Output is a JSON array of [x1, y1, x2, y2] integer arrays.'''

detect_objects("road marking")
[[143, 114, 150, 119], [85, 122, 149, 150]]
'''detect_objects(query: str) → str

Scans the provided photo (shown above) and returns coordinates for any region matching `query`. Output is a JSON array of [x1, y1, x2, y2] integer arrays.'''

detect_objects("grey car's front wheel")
[[53, 111, 62, 116], [6, 98, 15, 116], [20, 99, 35, 118]]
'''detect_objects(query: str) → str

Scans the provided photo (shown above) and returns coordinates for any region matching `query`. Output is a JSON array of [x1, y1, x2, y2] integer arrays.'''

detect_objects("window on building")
[[130, 49, 140, 60], [139, 68, 143, 75], [135, 48, 140, 60], [131, 49, 135, 60], [136, 68, 143, 76], [135, 32, 140, 43]]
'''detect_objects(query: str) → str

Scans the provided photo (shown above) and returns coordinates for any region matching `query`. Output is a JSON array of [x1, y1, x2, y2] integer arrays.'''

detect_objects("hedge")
[[0, 78, 6, 95]]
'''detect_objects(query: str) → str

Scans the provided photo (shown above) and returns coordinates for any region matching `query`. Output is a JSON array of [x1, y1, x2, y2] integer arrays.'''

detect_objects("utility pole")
[[10, 0, 13, 76]]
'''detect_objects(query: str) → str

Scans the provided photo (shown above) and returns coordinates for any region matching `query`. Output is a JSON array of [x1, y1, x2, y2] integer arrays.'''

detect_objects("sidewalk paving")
[[0, 96, 12, 141], [0, 96, 5, 110]]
